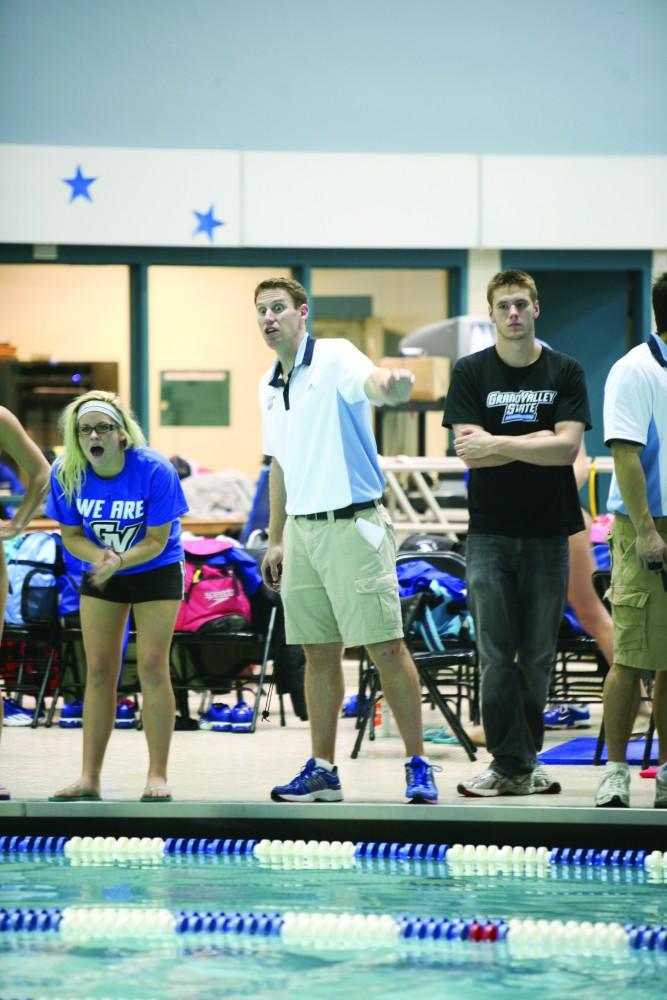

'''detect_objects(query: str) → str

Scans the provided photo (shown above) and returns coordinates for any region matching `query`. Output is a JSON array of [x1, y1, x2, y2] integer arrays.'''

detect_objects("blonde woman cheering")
[[46, 391, 187, 802]]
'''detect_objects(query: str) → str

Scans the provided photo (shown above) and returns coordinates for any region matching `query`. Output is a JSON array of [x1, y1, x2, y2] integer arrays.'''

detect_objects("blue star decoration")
[[193, 205, 224, 241], [63, 165, 97, 203]]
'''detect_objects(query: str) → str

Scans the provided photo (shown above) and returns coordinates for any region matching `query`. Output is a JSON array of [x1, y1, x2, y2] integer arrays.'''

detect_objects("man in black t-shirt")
[[443, 269, 591, 797]]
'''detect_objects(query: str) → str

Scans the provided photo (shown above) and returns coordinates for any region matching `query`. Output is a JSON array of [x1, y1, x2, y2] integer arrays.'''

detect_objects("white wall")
[[481, 157, 667, 250], [2, 145, 666, 251]]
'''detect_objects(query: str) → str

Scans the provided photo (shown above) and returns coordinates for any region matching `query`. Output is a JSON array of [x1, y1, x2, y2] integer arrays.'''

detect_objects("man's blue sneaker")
[[230, 701, 253, 732], [58, 700, 83, 728], [3, 698, 44, 727], [543, 704, 591, 729], [199, 703, 231, 732], [271, 758, 344, 803], [405, 755, 440, 804]]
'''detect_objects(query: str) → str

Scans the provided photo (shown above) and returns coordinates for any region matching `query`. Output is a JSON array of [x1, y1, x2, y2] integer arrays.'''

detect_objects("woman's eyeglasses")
[[77, 423, 117, 436]]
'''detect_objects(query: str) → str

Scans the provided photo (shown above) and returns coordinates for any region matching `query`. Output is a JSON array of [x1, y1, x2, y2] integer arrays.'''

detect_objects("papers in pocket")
[[354, 516, 385, 551]]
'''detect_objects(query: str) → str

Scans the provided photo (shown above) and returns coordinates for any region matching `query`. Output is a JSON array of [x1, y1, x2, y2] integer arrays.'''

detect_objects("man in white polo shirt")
[[595, 271, 667, 809], [256, 277, 439, 804]]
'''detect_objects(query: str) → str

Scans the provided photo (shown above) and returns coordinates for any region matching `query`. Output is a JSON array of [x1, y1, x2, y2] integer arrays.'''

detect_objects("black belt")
[[297, 500, 379, 521]]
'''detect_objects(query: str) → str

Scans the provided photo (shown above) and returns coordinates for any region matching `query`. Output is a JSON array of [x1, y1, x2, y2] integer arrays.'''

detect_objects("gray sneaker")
[[595, 763, 630, 807], [655, 763, 667, 809], [457, 768, 532, 798], [531, 764, 562, 795]]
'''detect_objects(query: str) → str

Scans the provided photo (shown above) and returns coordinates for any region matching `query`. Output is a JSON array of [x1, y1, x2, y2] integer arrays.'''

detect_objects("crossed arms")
[[453, 422, 584, 469]]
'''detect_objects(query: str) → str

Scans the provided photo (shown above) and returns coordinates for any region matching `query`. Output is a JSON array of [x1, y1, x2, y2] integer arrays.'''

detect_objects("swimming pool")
[[1, 836, 666, 999]]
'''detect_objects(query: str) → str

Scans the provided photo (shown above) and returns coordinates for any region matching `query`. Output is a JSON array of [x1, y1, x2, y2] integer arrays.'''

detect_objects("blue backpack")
[[413, 579, 476, 652], [397, 559, 475, 653], [59, 547, 86, 620], [3, 531, 65, 626]]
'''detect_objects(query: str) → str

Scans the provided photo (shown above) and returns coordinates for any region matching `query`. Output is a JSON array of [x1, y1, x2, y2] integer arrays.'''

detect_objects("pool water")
[[1, 851, 666, 999]]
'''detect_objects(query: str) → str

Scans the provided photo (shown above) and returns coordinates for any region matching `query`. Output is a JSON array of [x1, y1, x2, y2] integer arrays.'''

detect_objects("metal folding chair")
[[350, 550, 478, 761], [0, 623, 61, 727]]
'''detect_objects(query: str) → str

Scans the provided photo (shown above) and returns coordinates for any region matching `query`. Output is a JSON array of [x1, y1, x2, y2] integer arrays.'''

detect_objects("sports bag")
[[408, 579, 476, 652], [397, 558, 474, 653], [3, 531, 65, 626], [175, 539, 251, 633]]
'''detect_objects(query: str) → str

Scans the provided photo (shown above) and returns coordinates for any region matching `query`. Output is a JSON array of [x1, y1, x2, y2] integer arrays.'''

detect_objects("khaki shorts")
[[609, 514, 667, 671], [281, 504, 403, 648]]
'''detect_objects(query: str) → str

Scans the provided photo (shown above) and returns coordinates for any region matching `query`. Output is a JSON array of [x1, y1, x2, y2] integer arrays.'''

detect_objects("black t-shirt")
[[443, 346, 591, 537]]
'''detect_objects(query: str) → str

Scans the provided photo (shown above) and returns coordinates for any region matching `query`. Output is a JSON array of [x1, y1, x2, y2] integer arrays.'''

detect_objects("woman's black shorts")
[[80, 560, 184, 604]]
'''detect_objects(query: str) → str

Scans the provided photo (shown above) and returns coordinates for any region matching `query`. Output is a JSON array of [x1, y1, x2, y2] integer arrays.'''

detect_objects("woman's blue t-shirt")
[[46, 447, 189, 574]]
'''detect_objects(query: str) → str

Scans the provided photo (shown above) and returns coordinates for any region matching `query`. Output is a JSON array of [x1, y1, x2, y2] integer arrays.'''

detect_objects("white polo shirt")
[[259, 335, 385, 515], [604, 333, 667, 517]]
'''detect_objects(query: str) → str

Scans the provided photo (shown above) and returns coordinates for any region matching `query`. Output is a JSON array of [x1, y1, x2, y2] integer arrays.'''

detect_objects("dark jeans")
[[466, 532, 569, 777]]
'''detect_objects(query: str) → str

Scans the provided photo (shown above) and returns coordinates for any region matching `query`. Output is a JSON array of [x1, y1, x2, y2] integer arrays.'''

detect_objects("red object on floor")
[[639, 766, 658, 779]]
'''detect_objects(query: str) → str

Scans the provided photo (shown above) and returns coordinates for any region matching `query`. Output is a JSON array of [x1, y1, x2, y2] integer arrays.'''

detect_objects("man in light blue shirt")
[[257, 277, 440, 806], [596, 272, 667, 809]]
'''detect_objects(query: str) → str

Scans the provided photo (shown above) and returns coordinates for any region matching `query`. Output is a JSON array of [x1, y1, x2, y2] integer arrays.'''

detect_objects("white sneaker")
[[595, 763, 630, 808], [457, 768, 532, 798], [655, 763, 667, 809], [531, 765, 562, 795]]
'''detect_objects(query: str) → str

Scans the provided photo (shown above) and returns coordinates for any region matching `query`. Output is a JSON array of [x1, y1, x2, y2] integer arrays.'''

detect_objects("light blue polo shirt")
[[604, 333, 667, 517], [259, 335, 385, 515]]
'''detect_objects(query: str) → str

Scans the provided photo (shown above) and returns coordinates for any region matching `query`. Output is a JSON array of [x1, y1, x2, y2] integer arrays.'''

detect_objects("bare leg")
[[568, 528, 652, 720], [653, 672, 667, 766], [367, 638, 424, 757], [53, 597, 129, 798], [302, 642, 344, 763], [602, 663, 642, 763], [567, 527, 614, 666], [133, 599, 179, 798], [636, 683, 653, 719], [465, 724, 486, 747]]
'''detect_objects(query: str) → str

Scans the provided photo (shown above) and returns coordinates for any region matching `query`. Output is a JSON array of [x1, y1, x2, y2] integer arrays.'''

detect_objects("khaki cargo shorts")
[[281, 504, 404, 648], [609, 514, 667, 671]]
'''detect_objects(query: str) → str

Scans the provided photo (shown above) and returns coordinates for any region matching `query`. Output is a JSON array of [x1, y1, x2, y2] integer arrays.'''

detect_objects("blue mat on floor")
[[539, 736, 658, 765]]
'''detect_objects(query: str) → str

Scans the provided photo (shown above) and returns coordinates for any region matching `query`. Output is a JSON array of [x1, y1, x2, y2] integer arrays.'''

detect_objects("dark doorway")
[[514, 270, 634, 458]]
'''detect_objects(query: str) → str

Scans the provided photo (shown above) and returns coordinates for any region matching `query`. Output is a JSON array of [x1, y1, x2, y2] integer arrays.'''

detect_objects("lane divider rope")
[[1, 836, 665, 876], [1, 906, 666, 953]]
